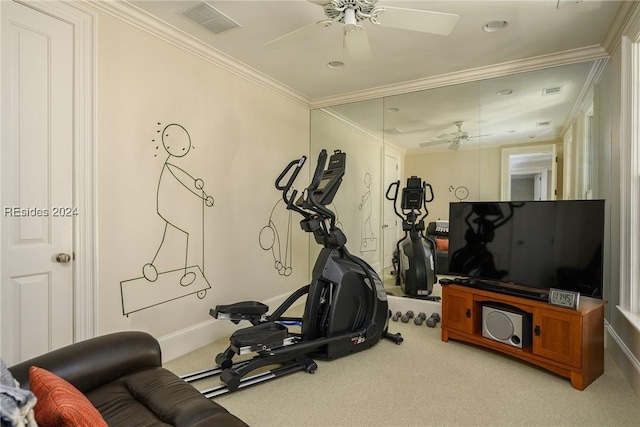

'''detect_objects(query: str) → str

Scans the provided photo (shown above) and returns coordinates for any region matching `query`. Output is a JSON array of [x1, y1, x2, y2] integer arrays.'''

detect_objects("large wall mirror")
[[310, 58, 611, 301]]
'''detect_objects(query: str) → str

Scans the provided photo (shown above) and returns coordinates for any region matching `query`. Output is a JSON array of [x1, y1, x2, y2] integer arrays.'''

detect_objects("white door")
[[383, 153, 399, 269], [1, 0, 75, 365]]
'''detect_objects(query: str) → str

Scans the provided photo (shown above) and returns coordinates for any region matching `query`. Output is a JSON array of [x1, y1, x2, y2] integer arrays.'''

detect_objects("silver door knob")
[[55, 253, 71, 264]]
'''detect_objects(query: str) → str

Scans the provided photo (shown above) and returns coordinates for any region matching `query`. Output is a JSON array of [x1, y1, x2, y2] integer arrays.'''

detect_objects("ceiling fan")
[[419, 121, 489, 151], [264, 0, 459, 64]]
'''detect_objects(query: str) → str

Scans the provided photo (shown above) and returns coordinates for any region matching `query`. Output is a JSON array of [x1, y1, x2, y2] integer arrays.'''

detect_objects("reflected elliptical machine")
[[386, 176, 440, 300], [187, 149, 402, 397]]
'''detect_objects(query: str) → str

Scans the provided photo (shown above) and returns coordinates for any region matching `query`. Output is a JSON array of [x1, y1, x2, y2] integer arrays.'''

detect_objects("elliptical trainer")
[[386, 176, 440, 300], [200, 149, 402, 395]]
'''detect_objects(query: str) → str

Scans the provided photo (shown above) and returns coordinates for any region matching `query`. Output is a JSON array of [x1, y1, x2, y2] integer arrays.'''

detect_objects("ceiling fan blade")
[[419, 139, 449, 148], [263, 20, 333, 49], [376, 7, 459, 35], [344, 27, 372, 64], [467, 132, 494, 139], [448, 140, 462, 151]]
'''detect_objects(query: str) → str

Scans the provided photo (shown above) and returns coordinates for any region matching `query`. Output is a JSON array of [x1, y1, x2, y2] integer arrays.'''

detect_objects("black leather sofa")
[[8, 331, 247, 427]]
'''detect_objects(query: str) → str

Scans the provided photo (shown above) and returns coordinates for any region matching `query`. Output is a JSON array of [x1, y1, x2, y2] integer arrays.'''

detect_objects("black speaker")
[[482, 304, 532, 348]]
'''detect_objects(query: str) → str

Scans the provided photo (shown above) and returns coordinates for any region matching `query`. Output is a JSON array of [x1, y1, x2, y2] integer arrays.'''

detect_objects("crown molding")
[[313, 108, 384, 146], [80, 0, 627, 113], [83, 0, 311, 108], [310, 46, 609, 109], [601, 0, 640, 54], [559, 57, 609, 137]]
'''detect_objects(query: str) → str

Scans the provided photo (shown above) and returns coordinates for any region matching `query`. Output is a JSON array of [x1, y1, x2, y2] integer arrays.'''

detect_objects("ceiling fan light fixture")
[[483, 20, 509, 32]]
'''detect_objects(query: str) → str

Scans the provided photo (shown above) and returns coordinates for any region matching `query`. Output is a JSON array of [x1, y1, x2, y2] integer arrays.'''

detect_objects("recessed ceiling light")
[[327, 61, 344, 69], [386, 107, 400, 113], [483, 20, 509, 32], [496, 89, 513, 96]]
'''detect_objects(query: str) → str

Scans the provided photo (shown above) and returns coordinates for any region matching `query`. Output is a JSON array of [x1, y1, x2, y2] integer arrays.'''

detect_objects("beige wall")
[[310, 109, 384, 271], [95, 11, 310, 345], [405, 140, 563, 221]]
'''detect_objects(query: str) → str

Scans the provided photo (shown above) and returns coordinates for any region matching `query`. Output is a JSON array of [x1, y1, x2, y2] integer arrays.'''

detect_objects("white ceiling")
[[125, 0, 624, 151], [325, 59, 598, 151]]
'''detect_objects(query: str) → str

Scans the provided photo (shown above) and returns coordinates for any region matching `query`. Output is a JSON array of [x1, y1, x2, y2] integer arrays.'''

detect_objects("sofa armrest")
[[8, 331, 161, 393]]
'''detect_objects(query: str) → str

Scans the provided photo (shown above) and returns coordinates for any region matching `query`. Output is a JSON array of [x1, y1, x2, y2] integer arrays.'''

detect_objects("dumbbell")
[[391, 311, 402, 322], [426, 313, 441, 328], [400, 310, 414, 323], [414, 312, 427, 325]]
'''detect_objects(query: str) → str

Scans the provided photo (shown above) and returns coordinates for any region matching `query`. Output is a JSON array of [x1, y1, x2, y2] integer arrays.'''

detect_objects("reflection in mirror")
[[310, 98, 384, 274], [309, 58, 611, 304], [500, 144, 557, 201], [386, 60, 607, 218], [384, 80, 482, 221]]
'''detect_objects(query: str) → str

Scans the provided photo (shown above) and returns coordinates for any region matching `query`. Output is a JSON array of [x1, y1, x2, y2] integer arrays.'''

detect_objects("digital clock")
[[548, 288, 580, 310]]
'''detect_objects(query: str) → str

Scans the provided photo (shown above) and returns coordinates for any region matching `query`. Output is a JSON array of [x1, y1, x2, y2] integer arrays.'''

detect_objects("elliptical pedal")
[[229, 322, 294, 354], [210, 301, 269, 324]]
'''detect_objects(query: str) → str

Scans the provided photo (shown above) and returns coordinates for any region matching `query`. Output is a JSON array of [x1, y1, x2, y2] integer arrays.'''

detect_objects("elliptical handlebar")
[[275, 156, 306, 192], [420, 182, 434, 223], [274, 149, 341, 227], [275, 155, 307, 215], [309, 149, 327, 192], [385, 180, 403, 221], [423, 182, 434, 203], [304, 149, 337, 228]]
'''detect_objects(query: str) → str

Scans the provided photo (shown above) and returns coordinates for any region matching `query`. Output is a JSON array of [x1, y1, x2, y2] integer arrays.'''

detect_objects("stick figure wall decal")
[[258, 196, 342, 277], [359, 172, 377, 254], [120, 122, 213, 316], [449, 185, 470, 201], [260, 199, 293, 277]]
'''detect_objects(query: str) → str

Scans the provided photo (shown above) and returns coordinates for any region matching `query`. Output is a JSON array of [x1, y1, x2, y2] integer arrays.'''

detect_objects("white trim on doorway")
[[19, 0, 98, 341]]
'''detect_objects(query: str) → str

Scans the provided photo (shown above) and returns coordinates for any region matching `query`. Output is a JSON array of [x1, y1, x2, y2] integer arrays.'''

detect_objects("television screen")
[[448, 200, 604, 298]]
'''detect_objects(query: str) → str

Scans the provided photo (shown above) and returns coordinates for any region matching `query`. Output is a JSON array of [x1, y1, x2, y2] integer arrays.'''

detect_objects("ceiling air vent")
[[542, 86, 563, 96], [178, 2, 240, 35]]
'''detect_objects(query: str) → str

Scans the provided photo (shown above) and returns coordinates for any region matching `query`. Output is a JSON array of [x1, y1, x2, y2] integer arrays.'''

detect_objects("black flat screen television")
[[448, 200, 605, 299]]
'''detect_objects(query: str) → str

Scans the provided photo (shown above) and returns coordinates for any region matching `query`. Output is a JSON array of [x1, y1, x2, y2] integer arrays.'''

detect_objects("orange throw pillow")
[[436, 238, 449, 251], [29, 366, 107, 427]]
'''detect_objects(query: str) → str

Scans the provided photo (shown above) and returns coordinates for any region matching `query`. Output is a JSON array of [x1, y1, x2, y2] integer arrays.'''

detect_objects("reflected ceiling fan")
[[419, 121, 489, 151], [264, 0, 459, 64]]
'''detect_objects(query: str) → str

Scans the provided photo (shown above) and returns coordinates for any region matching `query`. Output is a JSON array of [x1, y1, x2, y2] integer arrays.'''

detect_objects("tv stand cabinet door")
[[442, 286, 474, 335], [532, 307, 581, 367]]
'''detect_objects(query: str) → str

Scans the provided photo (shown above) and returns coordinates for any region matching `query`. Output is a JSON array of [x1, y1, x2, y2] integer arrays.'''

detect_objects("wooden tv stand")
[[441, 284, 606, 390]]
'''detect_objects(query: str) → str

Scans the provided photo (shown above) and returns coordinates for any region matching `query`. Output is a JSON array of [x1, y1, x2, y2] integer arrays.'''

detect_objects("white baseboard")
[[158, 291, 303, 363], [605, 322, 640, 399]]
